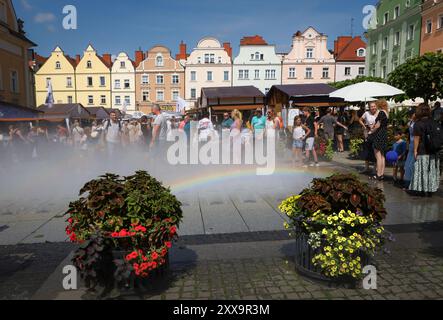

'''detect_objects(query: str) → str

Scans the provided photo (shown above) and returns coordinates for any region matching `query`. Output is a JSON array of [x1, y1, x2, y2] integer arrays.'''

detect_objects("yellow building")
[[0, 0, 36, 107], [75, 45, 112, 108], [35, 46, 77, 106]]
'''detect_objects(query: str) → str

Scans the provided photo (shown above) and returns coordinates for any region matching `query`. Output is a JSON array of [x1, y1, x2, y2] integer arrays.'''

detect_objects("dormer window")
[[156, 55, 164, 67], [87, 61, 92, 68], [120, 61, 126, 68], [357, 48, 366, 57], [55, 61, 61, 69]]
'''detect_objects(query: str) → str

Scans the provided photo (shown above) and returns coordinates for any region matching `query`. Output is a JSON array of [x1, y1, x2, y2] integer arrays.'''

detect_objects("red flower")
[[151, 261, 158, 269], [111, 232, 119, 238], [169, 226, 177, 235], [126, 251, 138, 261], [68, 218, 73, 224], [134, 225, 147, 233], [69, 233, 77, 242], [151, 252, 159, 260], [161, 248, 167, 257], [165, 241, 172, 248], [119, 229, 129, 237]]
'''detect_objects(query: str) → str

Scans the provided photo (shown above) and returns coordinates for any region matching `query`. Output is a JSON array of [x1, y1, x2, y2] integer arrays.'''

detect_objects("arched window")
[[55, 61, 61, 69], [156, 55, 164, 67], [87, 60, 92, 68], [357, 48, 366, 57]]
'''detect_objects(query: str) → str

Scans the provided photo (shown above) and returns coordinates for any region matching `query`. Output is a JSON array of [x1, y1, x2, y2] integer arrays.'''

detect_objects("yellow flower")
[[322, 229, 328, 235], [284, 222, 290, 230]]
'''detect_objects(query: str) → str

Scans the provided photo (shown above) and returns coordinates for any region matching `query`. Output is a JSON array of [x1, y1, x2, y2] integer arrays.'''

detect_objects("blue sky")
[[14, 0, 376, 58]]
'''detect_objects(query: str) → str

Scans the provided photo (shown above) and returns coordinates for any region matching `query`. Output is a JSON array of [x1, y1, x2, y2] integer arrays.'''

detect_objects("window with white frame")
[[407, 24, 415, 40], [156, 75, 164, 84], [56, 61, 61, 69], [357, 48, 366, 57], [224, 71, 229, 81], [204, 54, 215, 64], [265, 69, 275, 80], [114, 79, 121, 89], [101, 95, 106, 105], [383, 12, 389, 25], [141, 74, 149, 84], [289, 67, 296, 78], [255, 70, 260, 80], [120, 61, 126, 69], [87, 77, 93, 87], [124, 96, 130, 105], [172, 74, 179, 84], [191, 88, 196, 99], [67, 77, 73, 88], [88, 95, 94, 105], [191, 71, 196, 81], [426, 19, 432, 34], [172, 90, 179, 101], [87, 61, 92, 68], [207, 71, 213, 81], [306, 48, 314, 59], [358, 67, 365, 76], [345, 67, 351, 76], [238, 70, 244, 80], [394, 32, 400, 46], [115, 96, 121, 105], [67, 96, 73, 104], [383, 37, 388, 50], [322, 67, 329, 79], [124, 79, 130, 89], [10, 71, 18, 93], [156, 90, 164, 101], [305, 67, 313, 79], [142, 91, 149, 102], [394, 6, 400, 20], [156, 55, 164, 67], [100, 76, 106, 87], [0, 1, 6, 23]]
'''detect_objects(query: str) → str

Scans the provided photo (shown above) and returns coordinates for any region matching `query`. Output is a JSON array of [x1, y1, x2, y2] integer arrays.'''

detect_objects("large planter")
[[294, 229, 371, 287]]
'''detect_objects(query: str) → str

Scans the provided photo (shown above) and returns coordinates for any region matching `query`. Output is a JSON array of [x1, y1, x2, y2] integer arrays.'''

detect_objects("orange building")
[[420, 0, 443, 54]]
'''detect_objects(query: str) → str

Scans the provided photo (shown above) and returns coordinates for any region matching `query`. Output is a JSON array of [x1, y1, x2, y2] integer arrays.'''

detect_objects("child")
[[292, 116, 310, 167], [392, 130, 407, 185]]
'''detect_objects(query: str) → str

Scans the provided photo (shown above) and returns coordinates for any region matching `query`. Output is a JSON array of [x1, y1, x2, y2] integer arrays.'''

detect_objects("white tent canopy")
[[330, 81, 404, 102]]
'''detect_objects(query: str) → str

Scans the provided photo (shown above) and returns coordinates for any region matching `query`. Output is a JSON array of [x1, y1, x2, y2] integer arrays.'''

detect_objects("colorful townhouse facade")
[[282, 27, 336, 85], [135, 45, 185, 114], [334, 36, 367, 82], [184, 37, 232, 104], [233, 35, 282, 95], [111, 52, 136, 112], [365, 0, 422, 79], [75, 45, 112, 108], [0, 0, 36, 108], [420, 0, 443, 54], [34, 46, 77, 106]]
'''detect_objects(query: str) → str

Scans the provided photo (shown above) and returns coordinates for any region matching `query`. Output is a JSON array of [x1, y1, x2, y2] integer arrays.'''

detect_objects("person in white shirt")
[[359, 102, 379, 174], [292, 116, 310, 167], [104, 111, 122, 156], [71, 120, 84, 149], [198, 113, 214, 142]]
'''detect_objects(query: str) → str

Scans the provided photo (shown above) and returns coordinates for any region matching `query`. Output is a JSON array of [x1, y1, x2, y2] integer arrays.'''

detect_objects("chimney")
[[102, 53, 112, 67], [176, 41, 187, 60], [75, 54, 81, 65], [223, 42, 232, 58], [135, 50, 144, 66]]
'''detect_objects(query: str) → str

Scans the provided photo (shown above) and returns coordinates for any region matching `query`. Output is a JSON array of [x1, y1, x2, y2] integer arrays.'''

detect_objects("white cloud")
[[34, 13, 56, 24], [21, 0, 33, 11]]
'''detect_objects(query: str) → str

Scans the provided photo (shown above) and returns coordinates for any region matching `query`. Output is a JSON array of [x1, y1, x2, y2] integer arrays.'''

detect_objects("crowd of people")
[[1, 102, 442, 196]]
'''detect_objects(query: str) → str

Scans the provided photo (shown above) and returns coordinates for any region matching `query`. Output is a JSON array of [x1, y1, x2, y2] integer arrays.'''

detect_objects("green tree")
[[329, 76, 386, 89], [388, 52, 443, 103]]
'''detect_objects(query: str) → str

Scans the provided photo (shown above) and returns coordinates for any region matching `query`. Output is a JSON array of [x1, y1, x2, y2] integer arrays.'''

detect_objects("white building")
[[184, 37, 233, 104], [111, 52, 136, 112], [233, 35, 282, 95]]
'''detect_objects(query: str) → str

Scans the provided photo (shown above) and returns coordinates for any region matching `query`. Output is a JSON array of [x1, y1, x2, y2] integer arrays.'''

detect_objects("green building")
[[365, 0, 422, 79]]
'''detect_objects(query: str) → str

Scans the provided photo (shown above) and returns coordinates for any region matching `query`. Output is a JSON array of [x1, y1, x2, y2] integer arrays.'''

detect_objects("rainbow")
[[167, 165, 335, 193]]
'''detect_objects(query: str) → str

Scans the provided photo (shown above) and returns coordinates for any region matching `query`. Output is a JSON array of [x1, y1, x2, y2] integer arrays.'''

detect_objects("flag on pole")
[[45, 79, 54, 107], [176, 97, 186, 114]]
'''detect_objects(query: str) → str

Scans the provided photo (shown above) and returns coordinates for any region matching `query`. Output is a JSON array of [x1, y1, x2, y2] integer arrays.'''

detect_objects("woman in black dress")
[[369, 100, 389, 181], [334, 108, 349, 152]]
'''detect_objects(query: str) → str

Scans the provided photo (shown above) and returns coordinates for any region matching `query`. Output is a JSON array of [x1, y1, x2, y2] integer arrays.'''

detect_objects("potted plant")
[[65, 171, 183, 298], [279, 173, 391, 285]]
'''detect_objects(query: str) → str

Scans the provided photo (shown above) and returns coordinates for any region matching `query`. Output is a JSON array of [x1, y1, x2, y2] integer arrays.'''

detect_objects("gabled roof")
[[334, 36, 366, 62], [202, 86, 265, 99], [240, 35, 268, 46], [38, 104, 91, 119], [86, 107, 110, 119]]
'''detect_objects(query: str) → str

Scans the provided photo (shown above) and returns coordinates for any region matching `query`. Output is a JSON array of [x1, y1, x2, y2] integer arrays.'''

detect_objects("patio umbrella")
[[329, 81, 404, 102]]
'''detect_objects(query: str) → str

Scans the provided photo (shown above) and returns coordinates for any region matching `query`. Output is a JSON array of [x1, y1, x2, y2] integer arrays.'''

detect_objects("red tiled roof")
[[334, 36, 366, 62], [240, 35, 268, 45]]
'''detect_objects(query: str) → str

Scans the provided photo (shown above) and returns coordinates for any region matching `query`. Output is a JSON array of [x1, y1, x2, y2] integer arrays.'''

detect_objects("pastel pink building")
[[282, 27, 335, 84]]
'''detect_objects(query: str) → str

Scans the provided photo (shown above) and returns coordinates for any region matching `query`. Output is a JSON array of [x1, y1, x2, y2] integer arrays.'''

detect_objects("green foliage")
[[316, 138, 334, 162], [349, 139, 364, 159], [388, 52, 443, 102], [329, 76, 386, 89]]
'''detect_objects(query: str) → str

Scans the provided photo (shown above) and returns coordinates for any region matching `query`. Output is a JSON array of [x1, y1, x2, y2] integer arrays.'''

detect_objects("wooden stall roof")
[[38, 104, 92, 119], [202, 86, 265, 100], [0, 102, 43, 121]]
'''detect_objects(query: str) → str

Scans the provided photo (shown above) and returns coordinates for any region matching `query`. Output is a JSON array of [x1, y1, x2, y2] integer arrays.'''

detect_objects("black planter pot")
[[294, 229, 370, 288]]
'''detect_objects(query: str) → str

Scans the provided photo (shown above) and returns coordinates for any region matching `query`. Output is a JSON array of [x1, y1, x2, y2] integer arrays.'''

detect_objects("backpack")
[[105, 120, 122, 132], [424, 119, 443, 155]]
